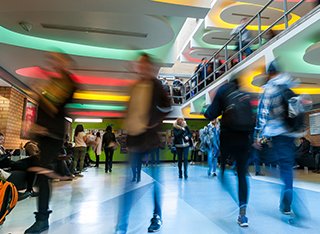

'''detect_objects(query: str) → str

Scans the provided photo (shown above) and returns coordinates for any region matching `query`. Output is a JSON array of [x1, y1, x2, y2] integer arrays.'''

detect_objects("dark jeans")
[[191, 149, 198, 162], [130, 152, 143, 180], [315, 153, 320, 170], [150, 148, 160, 165], [268, 136, 295, 211], [220, 131, 250, 208], [95, 153, 100, 167], [104, 147, 114, 172], [37, 136, 63, 217], [176, 147, 189, 177]]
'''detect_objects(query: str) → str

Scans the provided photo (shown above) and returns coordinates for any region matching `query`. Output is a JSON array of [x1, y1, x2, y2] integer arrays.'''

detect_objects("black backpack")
[[280, 86, 305, 132], [221, 86, 255, 131]]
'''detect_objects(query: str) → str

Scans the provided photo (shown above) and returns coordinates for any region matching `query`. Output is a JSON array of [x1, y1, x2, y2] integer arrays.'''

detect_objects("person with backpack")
[[204, 75, 254, 227], [253, 60, 307, 218], [102, 126, 116, 173]]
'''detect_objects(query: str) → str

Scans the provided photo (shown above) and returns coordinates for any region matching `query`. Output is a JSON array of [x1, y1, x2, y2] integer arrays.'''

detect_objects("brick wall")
[[0, 87, 29, 149], [0, 87, 10, 136], [305, 109, 320, 147]]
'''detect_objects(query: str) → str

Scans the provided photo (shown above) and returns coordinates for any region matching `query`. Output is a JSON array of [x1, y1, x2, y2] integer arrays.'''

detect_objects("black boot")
[[24, 211, 52, 234]]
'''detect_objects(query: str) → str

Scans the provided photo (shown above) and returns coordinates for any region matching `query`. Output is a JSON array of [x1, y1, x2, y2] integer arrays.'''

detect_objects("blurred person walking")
[[173, 118, 192, 179], [25, 52, 78, 234], [116, 53, 171, 233], [205, 75, 255, 227], [254, 60, 309, 221], [102, 125, 116, 173]]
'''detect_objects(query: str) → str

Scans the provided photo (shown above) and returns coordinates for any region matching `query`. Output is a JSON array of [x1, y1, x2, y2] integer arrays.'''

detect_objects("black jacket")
[[173, 123, 192, 148], [102, 131, 116, 149]]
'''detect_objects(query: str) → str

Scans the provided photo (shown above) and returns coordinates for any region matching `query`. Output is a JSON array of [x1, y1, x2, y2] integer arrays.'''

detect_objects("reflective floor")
[[1, 164, 320, 234]]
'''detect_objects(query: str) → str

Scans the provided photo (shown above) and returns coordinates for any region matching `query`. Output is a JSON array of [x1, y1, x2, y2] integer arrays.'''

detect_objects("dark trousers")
[[220, 131, 250, 207], [104, 147, 114, 172], [191, 149, 198, 162], [176, 147, 189, 177], [37, 136, 63, 218], [95, 154, 100, 167]]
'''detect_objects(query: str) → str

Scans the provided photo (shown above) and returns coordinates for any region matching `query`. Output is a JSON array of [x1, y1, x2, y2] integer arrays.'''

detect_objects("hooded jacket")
[[173, 120, 191, 148], [255, 72, 302, 138]]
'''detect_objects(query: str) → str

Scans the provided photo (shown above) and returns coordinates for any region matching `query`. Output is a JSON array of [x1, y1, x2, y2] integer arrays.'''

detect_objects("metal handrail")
[[183, 0, 306, 103]]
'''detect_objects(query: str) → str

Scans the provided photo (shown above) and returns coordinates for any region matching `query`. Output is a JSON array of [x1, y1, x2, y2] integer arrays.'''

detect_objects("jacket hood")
[[266, 72, 299, 88]]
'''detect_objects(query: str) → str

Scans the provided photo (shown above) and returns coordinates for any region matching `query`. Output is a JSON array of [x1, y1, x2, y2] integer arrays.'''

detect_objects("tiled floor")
[[1, 163, 320, 234]]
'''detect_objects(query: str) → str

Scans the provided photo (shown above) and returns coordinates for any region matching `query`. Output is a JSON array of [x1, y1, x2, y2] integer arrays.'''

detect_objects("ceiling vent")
[[232, 13, 269, 20], [41, 23, 148, 38], [211, 37, 233, 41]]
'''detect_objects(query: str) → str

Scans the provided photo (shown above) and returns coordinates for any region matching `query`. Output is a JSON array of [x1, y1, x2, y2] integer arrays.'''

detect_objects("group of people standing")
[[73, 124, 117, 176]]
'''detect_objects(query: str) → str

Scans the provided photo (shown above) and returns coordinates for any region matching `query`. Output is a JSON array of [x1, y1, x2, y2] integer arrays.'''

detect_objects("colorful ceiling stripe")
[[16, 66, 135, 87], [66, 103, 126, 111], [209, 2, 301, 31], [73, 91, 129, 102], [69, 111, 124, 118]]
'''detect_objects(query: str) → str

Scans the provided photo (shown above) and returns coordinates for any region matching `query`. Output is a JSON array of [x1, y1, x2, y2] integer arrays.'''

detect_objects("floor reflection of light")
[[77, 203, 100, 224]]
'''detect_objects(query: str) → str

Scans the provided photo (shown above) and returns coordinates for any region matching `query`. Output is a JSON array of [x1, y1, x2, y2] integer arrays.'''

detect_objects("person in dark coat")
[[204, 77, 253, 227], [102, 125, 116, 173], [24, 52, 78, 234], [173, 118, 192, 179]]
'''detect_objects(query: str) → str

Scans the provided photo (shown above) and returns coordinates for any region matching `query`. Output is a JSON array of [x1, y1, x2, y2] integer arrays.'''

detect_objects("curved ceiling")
[[0, 12, 174, 50]]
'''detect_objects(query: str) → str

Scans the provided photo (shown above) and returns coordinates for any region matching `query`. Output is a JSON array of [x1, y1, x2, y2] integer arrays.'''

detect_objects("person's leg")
[[72, 147, 80, 173], [95, 153, 99, 168], [109, 149, 114, 172], [212, 148, 219, 175], [78, 147, 86, 173], [105, 148, 109, 172], [273, 136, 295, 212], [25, 137, 61, 234], [234, 146, 249, 227], [207, 149, 213, 176], [156, 148, 160, 165], [176, 148, 183, 178], [173, 151, 176, 163], [130, 153, 137, 181], [183, 147, 189, 178], [148, 163, 162, 232], [136, 154, 142, 182]]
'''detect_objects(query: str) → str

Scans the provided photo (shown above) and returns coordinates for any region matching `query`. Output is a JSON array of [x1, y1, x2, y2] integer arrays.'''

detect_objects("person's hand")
[[252, 140, 262, 150]]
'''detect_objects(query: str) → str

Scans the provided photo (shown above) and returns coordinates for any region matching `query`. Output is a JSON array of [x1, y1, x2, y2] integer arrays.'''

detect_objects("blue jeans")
[[268, 136, 295, 210], [248, 148, 261, 173], [116, 150, 162, 233], [176, 147, 189, 177], [207, 147, 219, 175]]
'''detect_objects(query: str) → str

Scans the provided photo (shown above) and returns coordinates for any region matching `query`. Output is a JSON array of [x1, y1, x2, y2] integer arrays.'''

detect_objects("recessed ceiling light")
[[74, 118, 103, 123]]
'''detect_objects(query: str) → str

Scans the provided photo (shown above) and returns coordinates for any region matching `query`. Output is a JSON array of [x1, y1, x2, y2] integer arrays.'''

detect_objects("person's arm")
[[204, 87, 224, 121], [82, 132, 87, 143]]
